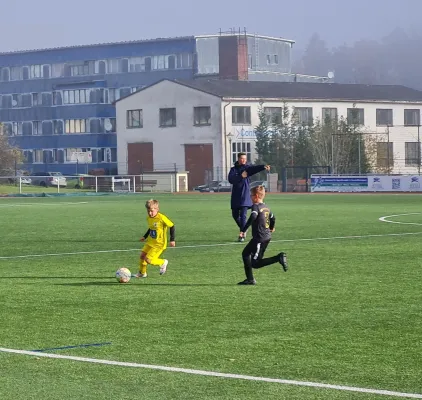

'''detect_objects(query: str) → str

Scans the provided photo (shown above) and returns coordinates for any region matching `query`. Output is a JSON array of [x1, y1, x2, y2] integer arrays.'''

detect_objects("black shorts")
[[243, 238, 270, 261]]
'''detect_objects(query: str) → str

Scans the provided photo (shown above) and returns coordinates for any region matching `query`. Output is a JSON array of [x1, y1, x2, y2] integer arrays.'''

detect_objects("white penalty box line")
[[0, 231, 422, 260], [0, 347, 421, 399]]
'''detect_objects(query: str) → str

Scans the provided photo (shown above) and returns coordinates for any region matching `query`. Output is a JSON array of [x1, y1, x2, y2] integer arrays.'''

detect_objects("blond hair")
[[250, 185, 265, 199], [145, 199, 159, 209]]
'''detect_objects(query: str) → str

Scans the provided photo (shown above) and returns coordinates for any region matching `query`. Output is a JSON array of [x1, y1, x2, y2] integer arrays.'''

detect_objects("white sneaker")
[[134, 272, 147, 278], [159, 260, 168, 275]]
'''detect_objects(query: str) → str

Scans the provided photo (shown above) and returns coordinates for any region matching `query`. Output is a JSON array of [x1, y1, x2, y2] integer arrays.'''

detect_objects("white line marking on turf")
[[0, 348, 421, 398], [379, 213, 422, 226], [0, 202, 88, 208], [1, 231, 422, 260]]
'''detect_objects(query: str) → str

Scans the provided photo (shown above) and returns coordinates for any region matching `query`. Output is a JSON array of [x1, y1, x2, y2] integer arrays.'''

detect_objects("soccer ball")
[[116, 267, 131, 283]]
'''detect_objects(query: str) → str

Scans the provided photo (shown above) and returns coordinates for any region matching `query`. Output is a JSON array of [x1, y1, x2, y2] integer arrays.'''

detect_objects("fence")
[[330, 128, 422, 176], [0, 172, 189, 195]]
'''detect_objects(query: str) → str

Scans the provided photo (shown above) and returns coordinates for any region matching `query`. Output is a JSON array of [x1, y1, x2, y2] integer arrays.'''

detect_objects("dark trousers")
[[242, 239, 279, 281], [232, 206, 249, 231]]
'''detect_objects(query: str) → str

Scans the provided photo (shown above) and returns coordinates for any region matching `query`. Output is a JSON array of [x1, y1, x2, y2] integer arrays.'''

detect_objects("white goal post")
[[111, 177, 131, 193]]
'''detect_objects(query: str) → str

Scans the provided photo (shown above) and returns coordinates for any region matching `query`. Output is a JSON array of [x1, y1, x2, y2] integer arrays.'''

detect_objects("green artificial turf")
[[0, 193, 421, 399]]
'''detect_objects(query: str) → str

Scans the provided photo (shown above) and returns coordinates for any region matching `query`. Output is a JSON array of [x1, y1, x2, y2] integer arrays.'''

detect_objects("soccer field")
[[0, 193, 421, 400]]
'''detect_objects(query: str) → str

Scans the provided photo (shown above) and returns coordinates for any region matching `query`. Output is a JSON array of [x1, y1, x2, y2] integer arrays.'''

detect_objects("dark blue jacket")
[[228, 162, 266, 209]]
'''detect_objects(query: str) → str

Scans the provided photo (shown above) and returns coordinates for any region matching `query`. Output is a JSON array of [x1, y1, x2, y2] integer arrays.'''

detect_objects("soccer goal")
[[111, 177, 131, 193]]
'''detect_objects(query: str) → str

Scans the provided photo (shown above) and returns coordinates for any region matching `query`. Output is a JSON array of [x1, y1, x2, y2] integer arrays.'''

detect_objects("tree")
[[255, 103, 376, 177], [298, 33, 332, 77], [0, 125, 23, 175]]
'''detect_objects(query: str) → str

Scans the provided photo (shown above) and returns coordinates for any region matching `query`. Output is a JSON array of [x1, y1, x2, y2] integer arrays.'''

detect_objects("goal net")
[[111, 177, 132, 193]]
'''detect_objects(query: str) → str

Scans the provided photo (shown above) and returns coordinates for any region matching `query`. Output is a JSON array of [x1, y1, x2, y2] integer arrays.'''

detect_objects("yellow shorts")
[[141, 244, 164, 263]]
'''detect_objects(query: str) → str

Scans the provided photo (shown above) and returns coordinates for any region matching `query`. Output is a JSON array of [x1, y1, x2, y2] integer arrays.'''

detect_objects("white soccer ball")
[[116, 267, 131, 283]]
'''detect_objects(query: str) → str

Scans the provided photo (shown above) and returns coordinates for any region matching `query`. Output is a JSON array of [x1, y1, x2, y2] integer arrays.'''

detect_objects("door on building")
[[127, 143, 153, 174], [184, 144, 213, 190]]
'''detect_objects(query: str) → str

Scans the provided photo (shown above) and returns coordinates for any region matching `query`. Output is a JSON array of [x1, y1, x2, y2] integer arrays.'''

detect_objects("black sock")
[[252, 255, 280, 269], [242, 256, 255, 281]]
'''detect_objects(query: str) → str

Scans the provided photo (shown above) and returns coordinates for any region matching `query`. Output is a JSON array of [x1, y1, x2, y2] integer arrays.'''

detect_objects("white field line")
[[0, 348, 421, 399], [0, 202, 88, 208], [379, 213, 422, 226], [1, 231, 422, 260]]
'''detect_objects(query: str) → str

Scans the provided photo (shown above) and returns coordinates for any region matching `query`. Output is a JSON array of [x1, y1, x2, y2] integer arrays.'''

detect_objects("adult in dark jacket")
[[228, 152, 270, 242]]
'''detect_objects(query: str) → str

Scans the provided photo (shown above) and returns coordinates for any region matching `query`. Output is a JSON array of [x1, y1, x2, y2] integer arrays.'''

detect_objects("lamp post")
[[226, 132, 234, 175]]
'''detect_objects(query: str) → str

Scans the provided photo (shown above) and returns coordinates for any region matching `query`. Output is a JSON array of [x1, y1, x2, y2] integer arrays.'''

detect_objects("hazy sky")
[[2, 0, 421, 53]]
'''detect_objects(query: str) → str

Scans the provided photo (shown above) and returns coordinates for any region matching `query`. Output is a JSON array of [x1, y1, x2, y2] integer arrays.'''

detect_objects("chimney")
[[218, 34, 248, 81]]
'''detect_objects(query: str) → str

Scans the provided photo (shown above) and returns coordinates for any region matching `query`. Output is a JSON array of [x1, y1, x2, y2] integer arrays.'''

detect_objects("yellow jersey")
[[145, 212, 174, 249]]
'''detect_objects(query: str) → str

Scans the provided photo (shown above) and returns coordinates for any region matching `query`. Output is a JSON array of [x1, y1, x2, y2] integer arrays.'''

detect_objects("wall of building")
[[0, 38, 197, 174], [247, 36, 292, 73], [222, 99, 422, 174], [116, 80, 222, 178]]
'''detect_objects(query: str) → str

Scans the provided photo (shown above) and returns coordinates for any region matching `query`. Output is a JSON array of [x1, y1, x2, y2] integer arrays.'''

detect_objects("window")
[[22, 122, 33, 136], [32, 93, 41, 106], [405, 142, 421, 166], [377, 142, 394, 168], [294, 107, 313, 125], [145, 57, 152, 71], [322, 108, 338, 124], [159, 108, 176, 127], [69, 61, 94, 76], [263, 107, 282, 124], [108, 59, 122, 74], [266, 55, 271, 65], [404, 109, 421, 126], [10, 67, 21, 80], [42, 93, 52, 106], [232, 106, 251, 125], [1, 67, 10, 81], [376, 109, 393, 126], [30, 65, 42, 79], [65, 119, 90, 134], [129, 57, 146, 72], [126, 110, 143, 128], [43, 65, 51, 78], [52, 63, 65, 78], [274, 55, 279, 64], [11, 94, 19, 107], [168, 55, 176, 69], [34, 150, 43, 163], [63, 89, 92, 104], [42, 121, 53, 135], [347, 108, 365, 125], [108, 88, 120, 103], [119, 87, 131, 98], [248, 54, 253, 69], [53, 91, 62, 105], [194, 106, 211, 126], [33, 121, 42, 135], [232, 142, 252, 164], [95, 60, 107, 74], [11, 122, 22, 136], [53, 120, 64, 135]]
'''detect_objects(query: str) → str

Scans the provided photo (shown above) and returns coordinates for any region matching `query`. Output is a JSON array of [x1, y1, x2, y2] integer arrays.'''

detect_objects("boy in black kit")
[[238, 185, 288, 285]]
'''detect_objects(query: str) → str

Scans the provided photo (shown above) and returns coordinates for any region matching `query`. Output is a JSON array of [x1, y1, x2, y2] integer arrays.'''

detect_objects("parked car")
[[193, 180, 218, 191], [31, 172, 67, 187], [0, 169, 32, 185], [250, 180, 268, 189], [199, 180, 232, 193]]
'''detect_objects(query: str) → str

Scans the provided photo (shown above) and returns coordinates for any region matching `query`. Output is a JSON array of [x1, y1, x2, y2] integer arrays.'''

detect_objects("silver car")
[[31, 172, 67, 187]]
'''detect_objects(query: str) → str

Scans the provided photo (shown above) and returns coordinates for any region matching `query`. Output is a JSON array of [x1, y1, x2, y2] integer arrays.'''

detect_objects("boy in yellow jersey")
[[134, 199, 176, 278]]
